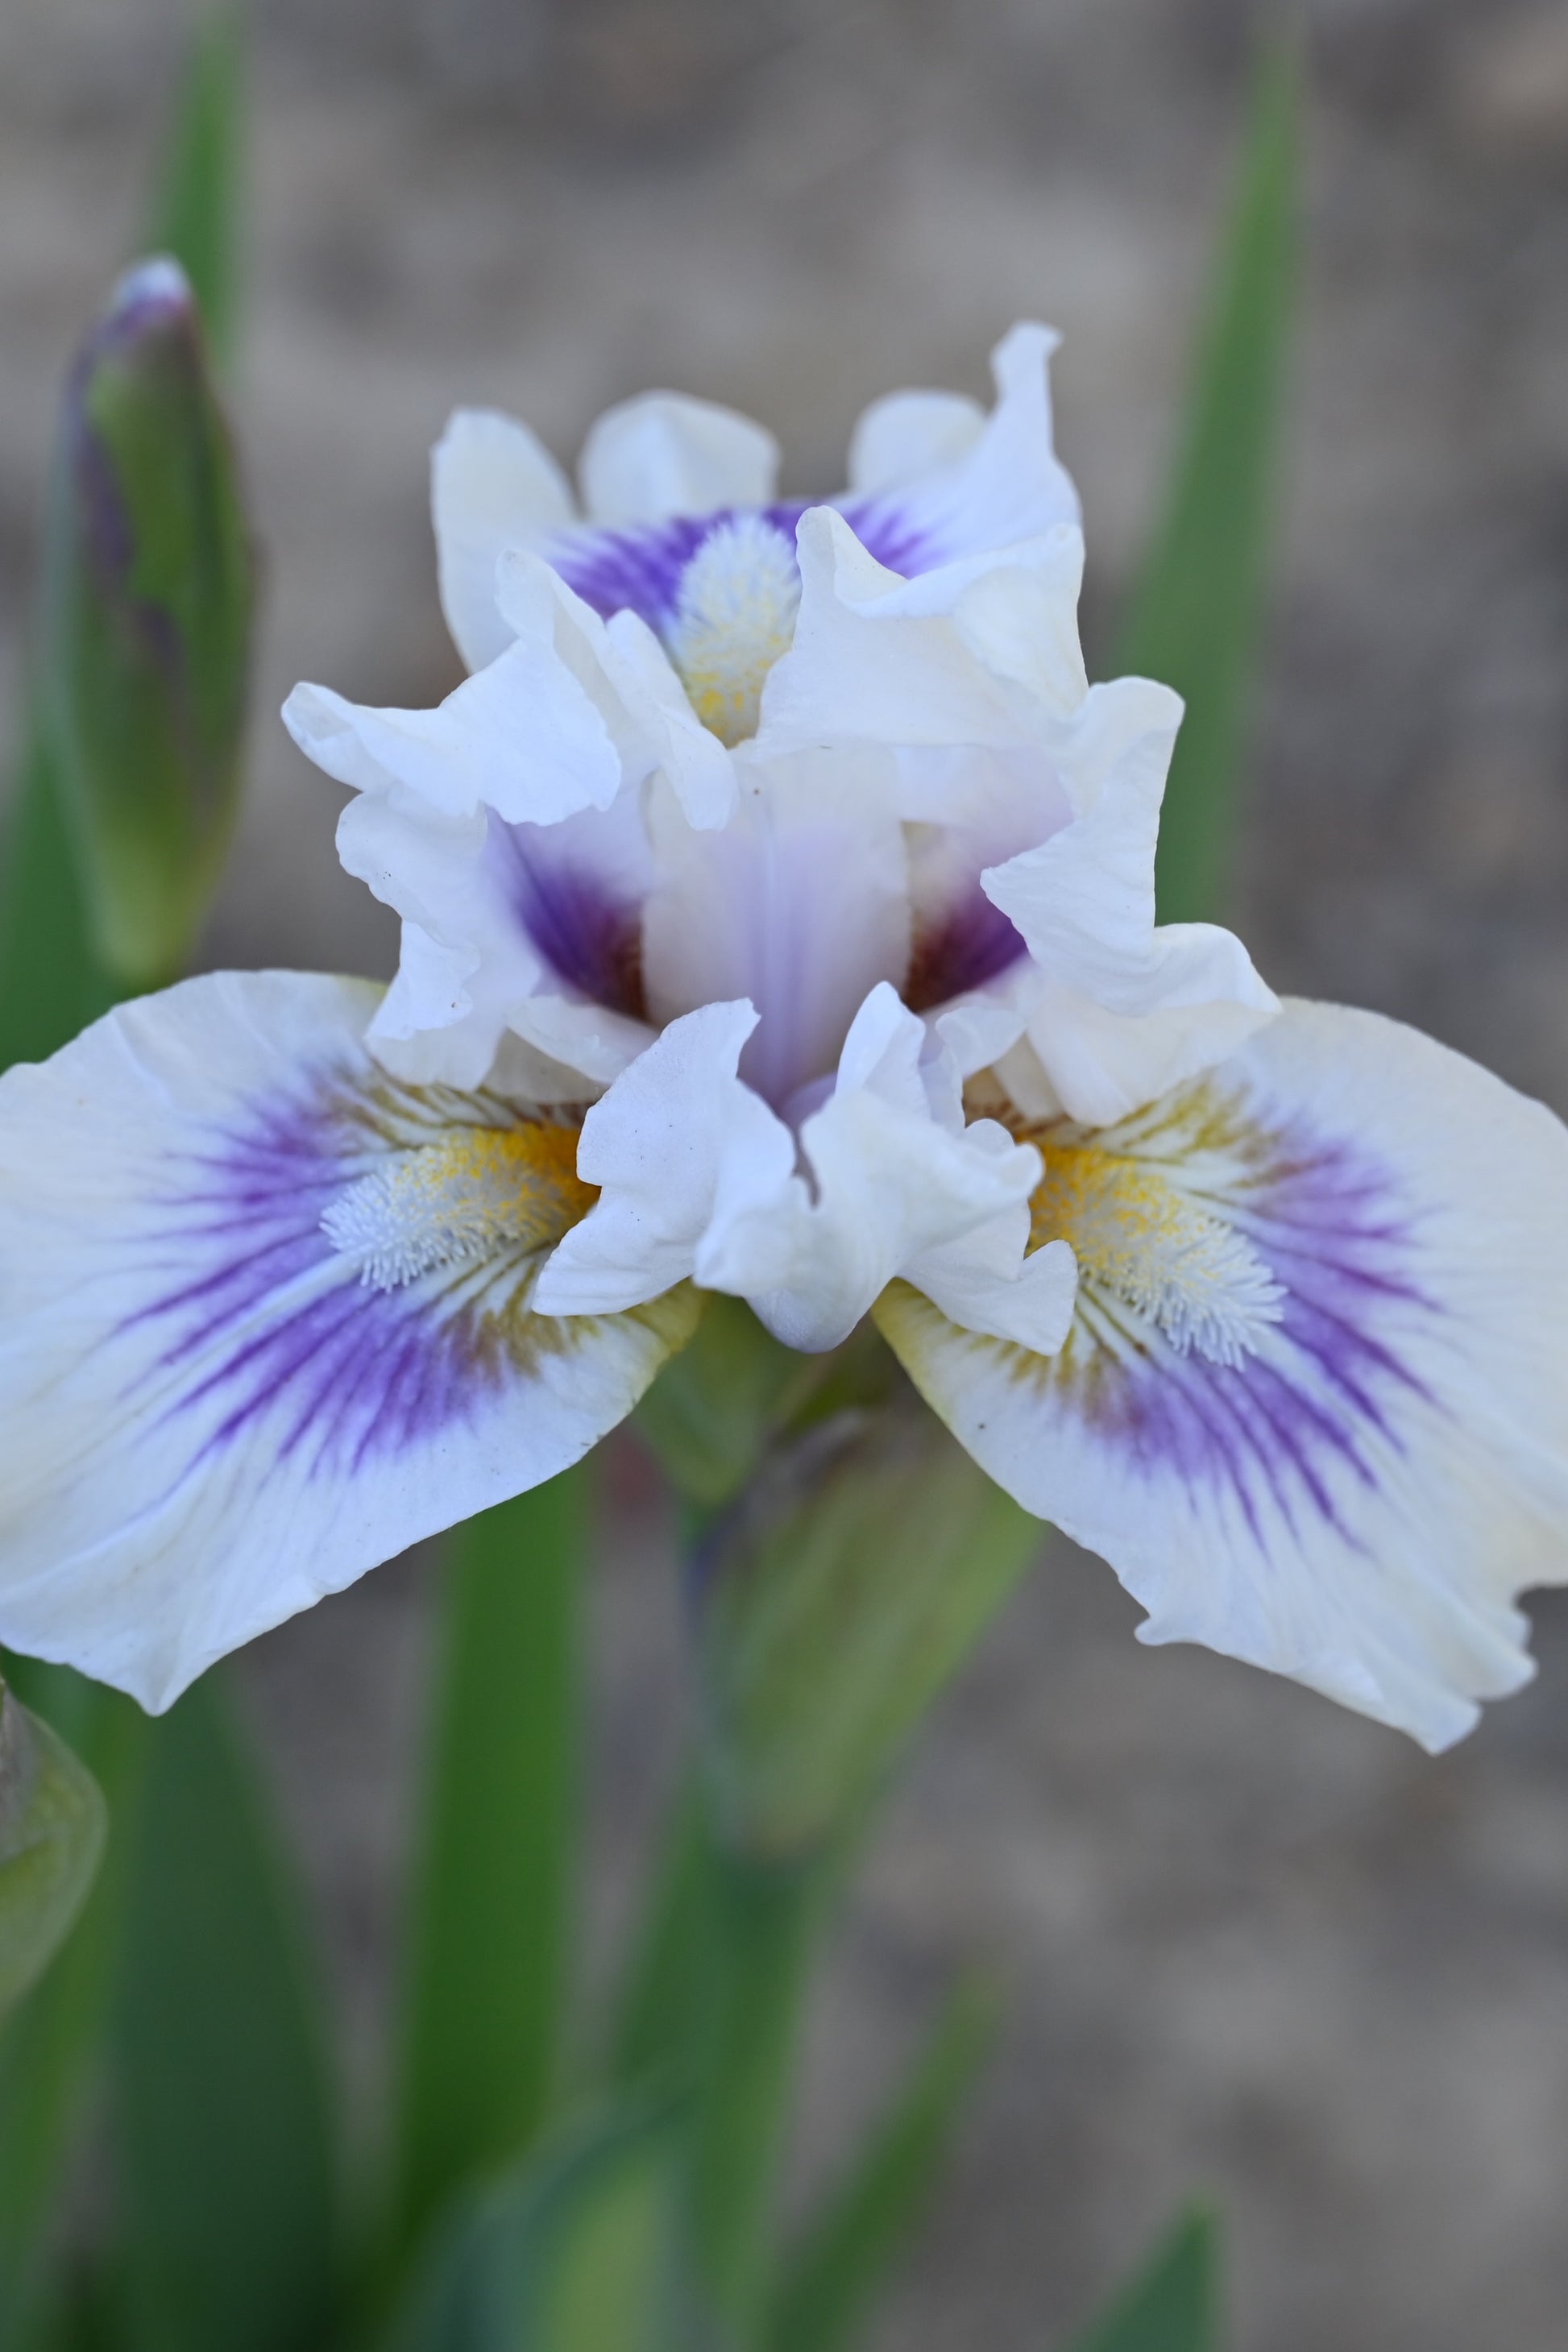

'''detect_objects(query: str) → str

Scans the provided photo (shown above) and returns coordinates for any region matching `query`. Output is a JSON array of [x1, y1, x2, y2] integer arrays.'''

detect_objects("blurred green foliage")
[[1118, 38, 1297, 926]]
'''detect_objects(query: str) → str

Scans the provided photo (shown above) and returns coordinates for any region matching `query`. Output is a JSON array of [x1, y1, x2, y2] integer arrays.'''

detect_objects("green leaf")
[[1065, 2206, 1221, 2352], [110, 1674, 341, 2352], [608, 1780, 712, 2094], [0, 1686, 106, 2018], [146, 6, 244, 371], [686, 1844, 823, 2338], [392, 1471, 587, 2252], [394, 2097, 683, 2352], [767, 1973, 1001, 2352], [0, 1665, 150, 2348], [1114, 38, 1299, 924], [0, 727, 120, 1076]]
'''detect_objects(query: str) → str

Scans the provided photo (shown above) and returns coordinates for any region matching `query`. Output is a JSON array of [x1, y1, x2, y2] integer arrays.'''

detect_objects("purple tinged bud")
[[41, 255, 255, 984]]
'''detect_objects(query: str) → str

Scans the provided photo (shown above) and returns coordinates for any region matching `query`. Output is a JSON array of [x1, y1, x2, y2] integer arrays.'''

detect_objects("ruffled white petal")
[[757, 510, 1276, 1122], [983, 678, 1278, 1125], [695, 985, 1047, 1352], [847, 388, 986, 495], [0, 973, 695, 1711], [433, 408, 577, 673], [879, 1001, 1568, 1750], [491, 557, 735, 830], [533, 1001, 790, 1317], [762, 509, 1089, 762], [844, 322, 1080, 566], [538, 987, 1059, 1356], [284, 643, 620, 832], [579, 392, 780, 525]]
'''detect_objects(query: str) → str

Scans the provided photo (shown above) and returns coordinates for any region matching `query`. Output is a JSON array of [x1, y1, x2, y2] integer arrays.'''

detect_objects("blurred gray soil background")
[[6, 0, 1568, 2345]]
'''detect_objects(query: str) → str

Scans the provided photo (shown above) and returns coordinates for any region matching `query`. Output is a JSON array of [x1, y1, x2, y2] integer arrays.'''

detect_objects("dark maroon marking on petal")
[[493, 823, 646, 1019], [116, 1063, 591, 1483], [903, 890, 1027, 1012], [545, 497, 945, 635]]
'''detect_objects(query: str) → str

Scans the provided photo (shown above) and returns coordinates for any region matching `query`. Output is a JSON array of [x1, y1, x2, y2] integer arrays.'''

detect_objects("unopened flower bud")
[[695, 1407, 1042, 1861], [41, 256, 255, 985], [0, 1682, 107, 2013]]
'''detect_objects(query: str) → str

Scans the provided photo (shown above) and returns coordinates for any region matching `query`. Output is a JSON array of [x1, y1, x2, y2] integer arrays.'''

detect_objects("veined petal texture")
[[428, 322, 1078, 681], [0, 973, 695, 1710], [879, 1002, 1568, 1749]]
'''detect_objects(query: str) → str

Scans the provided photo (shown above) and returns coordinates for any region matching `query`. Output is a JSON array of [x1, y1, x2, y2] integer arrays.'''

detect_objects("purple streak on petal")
[[1031, 1086, 1441, 1549], [116, 1062, 586, 1484], [492, 822, 646, 1018], [904, 890, 1027, 1010], [545, 496, 944, 633]]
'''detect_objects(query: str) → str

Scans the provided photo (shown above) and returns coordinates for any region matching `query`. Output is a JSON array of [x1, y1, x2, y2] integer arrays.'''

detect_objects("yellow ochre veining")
[[1027, 1136, 1284, 1367], [322, 1120, 597, 1291]]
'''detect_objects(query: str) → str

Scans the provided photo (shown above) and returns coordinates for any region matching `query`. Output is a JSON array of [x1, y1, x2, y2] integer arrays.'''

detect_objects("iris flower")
[[3, 326, 1567, 1753]]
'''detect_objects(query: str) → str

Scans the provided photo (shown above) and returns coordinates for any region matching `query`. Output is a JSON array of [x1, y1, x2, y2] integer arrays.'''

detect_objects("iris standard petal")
[[877, 1001, 1568, 1750], [847, 388, 987, 496], [0, 973, 696, 1711], [841, 321, 1079, 569], [579, 391, 781, 525], [432, 408, 577, 673]]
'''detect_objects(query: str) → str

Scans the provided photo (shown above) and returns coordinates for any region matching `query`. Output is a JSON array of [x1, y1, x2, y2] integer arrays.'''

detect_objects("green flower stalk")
[[40, 256, 255, 987]]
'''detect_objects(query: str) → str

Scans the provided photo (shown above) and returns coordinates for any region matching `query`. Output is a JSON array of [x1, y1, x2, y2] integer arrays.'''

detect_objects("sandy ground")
[[6, 1, 1568, 2345]]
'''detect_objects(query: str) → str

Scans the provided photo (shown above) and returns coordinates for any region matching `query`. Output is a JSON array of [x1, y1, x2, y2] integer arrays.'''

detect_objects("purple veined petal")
[[541, 499, 943, 641], [483, 785, 657, 1022], [641, 746, 912, 1114], [898, 745, 1077, 1012], [877, 1000, 1568, 1752], [0, 972, 698, 1712]]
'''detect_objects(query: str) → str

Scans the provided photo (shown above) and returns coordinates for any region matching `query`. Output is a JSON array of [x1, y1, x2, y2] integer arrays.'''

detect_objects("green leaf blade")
[[1114, 39, 1300, 925], [146, 6, 245, 370], [391, 1471, 587, 2253], [768, 1972, 1001, 2352], [110, 1676, 341, 2352], [1066, 2206, 1222, 2352]]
